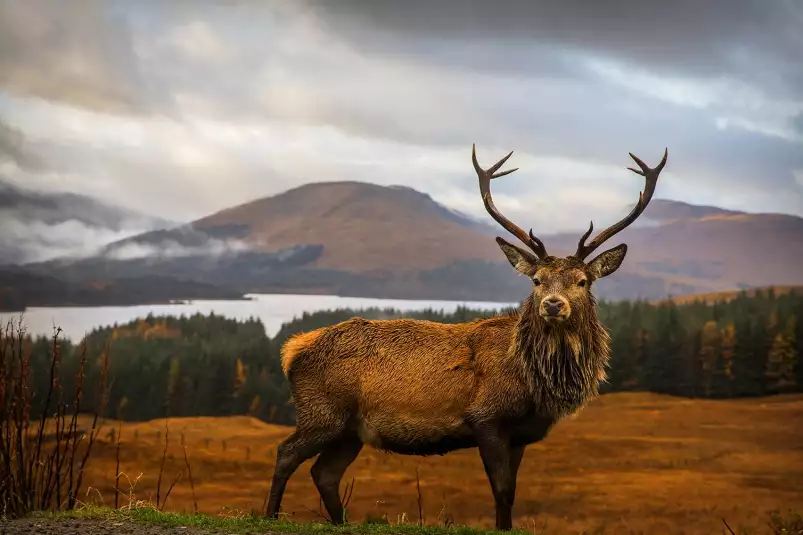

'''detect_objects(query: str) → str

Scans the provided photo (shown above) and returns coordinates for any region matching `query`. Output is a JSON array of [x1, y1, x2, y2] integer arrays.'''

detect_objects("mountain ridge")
[[189, 180, 504, 272], [12, 180, 803, 304]]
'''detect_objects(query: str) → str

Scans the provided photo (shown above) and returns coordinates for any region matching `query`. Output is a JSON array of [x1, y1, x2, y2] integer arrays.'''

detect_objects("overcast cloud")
[[0, 0, 801, 237]]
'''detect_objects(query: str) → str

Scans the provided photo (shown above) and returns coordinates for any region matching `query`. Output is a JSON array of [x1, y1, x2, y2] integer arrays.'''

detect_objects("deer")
[[265, 144, 668, 530]]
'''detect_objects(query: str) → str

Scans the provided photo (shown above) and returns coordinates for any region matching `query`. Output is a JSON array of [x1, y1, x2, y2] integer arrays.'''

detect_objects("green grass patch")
[[33, 506, 528, 535]]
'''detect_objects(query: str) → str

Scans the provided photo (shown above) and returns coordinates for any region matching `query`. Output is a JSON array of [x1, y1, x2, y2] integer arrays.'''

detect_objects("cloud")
[[794, 169, 803, 189], [0, 0, 800, 252], [0, 215, 151, 264], [103, 237, 251, 261], [0, 97, 675, 232], [304, 0, 803, 98], [0, 176, 174, 264], [0, 119, 42, 170], [165, 20, 235, 65], [793, 113, 803, 136], [0, 0, 155, 114]]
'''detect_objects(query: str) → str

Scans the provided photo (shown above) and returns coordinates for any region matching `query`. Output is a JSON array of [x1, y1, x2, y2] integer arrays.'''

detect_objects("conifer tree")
[[699, 320, 720, 396]]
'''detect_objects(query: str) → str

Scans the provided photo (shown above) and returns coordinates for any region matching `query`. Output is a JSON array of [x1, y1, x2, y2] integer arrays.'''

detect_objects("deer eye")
[[578, 279, 587, 287]]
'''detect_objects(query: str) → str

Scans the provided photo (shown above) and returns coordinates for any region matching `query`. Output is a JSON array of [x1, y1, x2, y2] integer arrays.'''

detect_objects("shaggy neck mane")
[[510, 294, 611, 418]]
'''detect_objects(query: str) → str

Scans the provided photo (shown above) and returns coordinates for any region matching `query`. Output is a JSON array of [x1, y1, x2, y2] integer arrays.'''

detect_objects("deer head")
[[472, 144, 667, 327]]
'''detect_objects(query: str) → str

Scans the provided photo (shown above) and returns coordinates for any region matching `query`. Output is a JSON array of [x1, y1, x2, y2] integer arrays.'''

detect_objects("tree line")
[[14, 288, 803, 426]]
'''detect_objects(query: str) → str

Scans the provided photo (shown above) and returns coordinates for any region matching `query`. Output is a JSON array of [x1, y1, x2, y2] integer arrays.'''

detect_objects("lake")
[[0, 293, 517, 342]]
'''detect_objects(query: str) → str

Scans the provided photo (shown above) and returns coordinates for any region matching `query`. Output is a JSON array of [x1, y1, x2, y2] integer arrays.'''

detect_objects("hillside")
[[190, 181, 500, 272], [15, 182, 803, 304], [621, 209, 803, 290], [163, 185, 803, 296], [504, 198, 803, 297], [185, 190, 803, 291]]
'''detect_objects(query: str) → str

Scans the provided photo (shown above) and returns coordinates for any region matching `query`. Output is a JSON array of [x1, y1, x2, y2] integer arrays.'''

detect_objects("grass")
[[26, 504, 803, 534], [61, 392, 803, 534], [34, 505, 531, 535]]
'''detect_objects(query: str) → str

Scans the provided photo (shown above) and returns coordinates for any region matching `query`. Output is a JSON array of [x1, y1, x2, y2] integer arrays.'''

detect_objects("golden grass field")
[[74, 392, 803, 534]]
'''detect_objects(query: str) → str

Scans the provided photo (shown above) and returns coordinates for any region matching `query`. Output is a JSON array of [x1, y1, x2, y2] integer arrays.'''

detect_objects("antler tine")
[[472, 144, 548, 259], [575, 148, 668, 261]]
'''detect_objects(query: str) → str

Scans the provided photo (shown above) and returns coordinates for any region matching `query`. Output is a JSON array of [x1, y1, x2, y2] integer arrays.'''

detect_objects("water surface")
[[1, 293, 516, 341]]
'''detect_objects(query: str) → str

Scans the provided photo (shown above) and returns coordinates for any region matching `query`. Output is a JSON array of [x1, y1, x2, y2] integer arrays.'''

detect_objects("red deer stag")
[[265, 144, 668, 530]]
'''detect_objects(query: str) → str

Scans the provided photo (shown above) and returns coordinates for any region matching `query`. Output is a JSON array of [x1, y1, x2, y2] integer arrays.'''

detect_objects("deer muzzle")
[[540, 295, 570, 323]]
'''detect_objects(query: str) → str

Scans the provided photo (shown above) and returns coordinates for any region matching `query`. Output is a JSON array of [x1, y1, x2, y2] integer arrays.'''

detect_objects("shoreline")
[[0, 293, 515, 343]]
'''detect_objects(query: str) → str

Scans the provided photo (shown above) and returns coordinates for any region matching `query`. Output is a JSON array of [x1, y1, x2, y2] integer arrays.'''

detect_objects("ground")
[[36, 392, 803, 534], [2, 508, 521, 535], [2, 518, 189, 535]]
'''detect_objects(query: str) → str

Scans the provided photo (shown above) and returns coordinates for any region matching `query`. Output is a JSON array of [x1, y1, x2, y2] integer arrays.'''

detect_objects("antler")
[[472, 143, 548, 259], [574, 148, 668, 261]]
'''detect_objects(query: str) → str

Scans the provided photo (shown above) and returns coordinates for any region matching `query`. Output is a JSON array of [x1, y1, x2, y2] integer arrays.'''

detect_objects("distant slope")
[[639, 199, 742, 223], [622, 211, 803, 290], [16, 181, 803, 304], [191, 181, 502, 273], [0, 179, 176, 264], [544, 199, 803, 295]]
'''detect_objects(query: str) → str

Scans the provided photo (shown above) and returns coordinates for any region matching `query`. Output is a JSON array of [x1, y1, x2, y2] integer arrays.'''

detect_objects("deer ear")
[[586, 244, 628, 280], [496, 237, 539, 277]]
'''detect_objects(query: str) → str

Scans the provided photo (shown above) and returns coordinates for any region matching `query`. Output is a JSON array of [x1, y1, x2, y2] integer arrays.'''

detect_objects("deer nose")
[[543, 298, 565, 316]]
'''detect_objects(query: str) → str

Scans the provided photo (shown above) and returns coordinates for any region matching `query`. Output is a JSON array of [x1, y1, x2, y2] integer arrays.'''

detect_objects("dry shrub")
[[0, 318, 110, 518]]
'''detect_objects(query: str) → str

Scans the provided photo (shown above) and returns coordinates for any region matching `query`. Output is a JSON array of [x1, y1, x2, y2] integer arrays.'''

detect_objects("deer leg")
[[473, 423, 516, 531], [265, 430, 332, 518], [310, 436, 363, 524], [507, 445, 525, 510]]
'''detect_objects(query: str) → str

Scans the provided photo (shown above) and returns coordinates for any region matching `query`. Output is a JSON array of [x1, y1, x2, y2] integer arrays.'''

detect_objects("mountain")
[[189, 181, 502, 272], [613, 208, 803, 291], [15, 182, 803, 305], [543, 198, 803, 294], [639, 199, 742, 223], [0, 180, 176, 265], [21, 181, 513, 302]]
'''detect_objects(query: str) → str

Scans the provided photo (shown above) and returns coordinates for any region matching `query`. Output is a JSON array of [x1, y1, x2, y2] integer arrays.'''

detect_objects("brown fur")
[[281, 330, 322, 376], [266, 145, 665, 530], [281, 256, 611, 443], [266, 251, 618, 527]]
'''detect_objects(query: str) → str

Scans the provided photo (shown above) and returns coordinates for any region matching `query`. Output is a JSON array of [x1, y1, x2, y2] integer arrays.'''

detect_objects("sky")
[[1, 0, 802, 239]]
